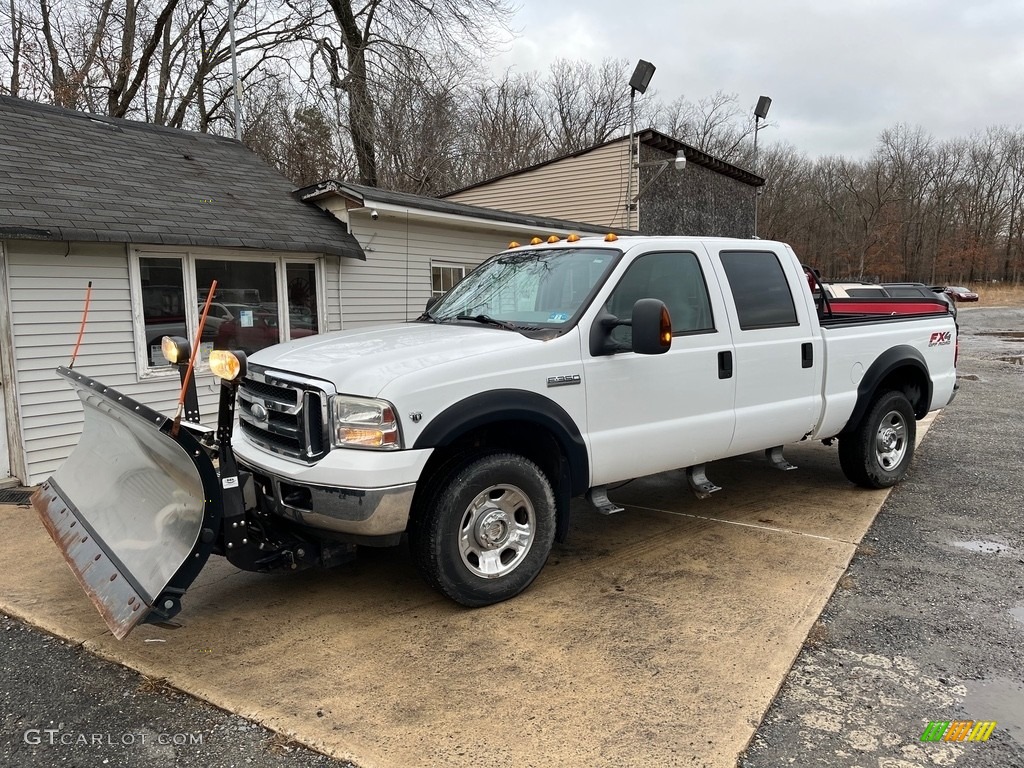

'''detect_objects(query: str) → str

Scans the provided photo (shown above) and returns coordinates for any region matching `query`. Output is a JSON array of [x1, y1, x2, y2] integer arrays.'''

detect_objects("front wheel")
[[838, 390, 917, 488], [411, 452, 556, 607]]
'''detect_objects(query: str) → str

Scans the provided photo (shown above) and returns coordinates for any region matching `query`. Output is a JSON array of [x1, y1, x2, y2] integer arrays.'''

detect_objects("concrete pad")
[[0, 433, 925, 768]]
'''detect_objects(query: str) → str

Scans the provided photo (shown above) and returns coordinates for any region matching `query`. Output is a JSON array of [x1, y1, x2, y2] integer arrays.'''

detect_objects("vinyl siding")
[[5, 240, 333, 485], [341, 215, 541, 327], [446, 140, 634, 229], [5, 241, 222, 484]]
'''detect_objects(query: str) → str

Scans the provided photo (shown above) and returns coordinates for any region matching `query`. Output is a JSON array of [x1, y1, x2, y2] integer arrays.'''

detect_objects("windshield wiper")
[[452, 313, 520, 331]]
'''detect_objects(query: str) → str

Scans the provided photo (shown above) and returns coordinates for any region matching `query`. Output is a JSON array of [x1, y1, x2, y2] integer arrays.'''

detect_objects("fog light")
[[161, 336, 190, 365], [209, 350, 246, 381]]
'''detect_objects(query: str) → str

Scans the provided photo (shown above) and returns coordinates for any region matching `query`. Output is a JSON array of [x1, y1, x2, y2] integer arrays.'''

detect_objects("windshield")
[[429, 247, 620, 328]]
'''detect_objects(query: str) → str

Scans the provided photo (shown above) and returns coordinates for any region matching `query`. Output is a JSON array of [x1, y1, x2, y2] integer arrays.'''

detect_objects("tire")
[[411, 452, 556, 607], [838, 390, 917, 489]]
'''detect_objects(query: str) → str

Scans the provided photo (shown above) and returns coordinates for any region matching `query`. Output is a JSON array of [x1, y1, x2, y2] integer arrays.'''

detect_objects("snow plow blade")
[[31, 367, 222, 640]]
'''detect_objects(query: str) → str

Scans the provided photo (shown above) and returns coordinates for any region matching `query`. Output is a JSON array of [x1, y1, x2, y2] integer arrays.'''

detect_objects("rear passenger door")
[[711, 247, 821, 455], [583, 249, 736, 486]]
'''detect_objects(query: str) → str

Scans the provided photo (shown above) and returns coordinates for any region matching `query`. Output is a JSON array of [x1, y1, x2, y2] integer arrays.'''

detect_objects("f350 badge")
[[929, 331, 952, 346], [547, 374, 582, 387]]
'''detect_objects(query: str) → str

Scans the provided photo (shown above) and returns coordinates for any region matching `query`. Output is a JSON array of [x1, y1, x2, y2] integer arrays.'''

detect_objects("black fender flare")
[[844, 345, 932, 432], [412, 389, 590, 497]]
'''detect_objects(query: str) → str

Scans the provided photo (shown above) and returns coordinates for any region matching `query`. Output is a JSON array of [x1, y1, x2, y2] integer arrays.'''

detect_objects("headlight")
[[209, 350, 246, 381], [331, 396, 400, 449]]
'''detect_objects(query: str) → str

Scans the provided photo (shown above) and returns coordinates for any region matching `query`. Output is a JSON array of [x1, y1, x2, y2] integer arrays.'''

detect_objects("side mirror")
[[425, 296, 440, 312], [588, 299, 672, 356], [631, 298, 672, 355]]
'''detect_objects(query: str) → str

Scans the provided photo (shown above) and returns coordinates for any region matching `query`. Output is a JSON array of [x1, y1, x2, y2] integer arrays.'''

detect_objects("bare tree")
[[656, 90, 756, 164], [458, 71, 548, 184], [315, 0, 514, 186], [372, 53, 465, 194], [1, 0, 26, 95], [756, 142, 811, 246], [537, 58, 632, 154]]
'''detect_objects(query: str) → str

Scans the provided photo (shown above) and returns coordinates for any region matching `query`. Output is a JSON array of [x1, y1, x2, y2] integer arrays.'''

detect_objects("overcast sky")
[[488, 0, 1024, 158]]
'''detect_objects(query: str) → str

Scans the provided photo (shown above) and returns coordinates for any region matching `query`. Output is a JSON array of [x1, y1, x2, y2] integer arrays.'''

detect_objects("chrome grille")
[[238, 365, 332, 462]]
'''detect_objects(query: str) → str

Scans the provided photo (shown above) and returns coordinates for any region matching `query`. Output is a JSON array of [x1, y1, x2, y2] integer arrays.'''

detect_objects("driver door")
[[583, 249, 736, 486]]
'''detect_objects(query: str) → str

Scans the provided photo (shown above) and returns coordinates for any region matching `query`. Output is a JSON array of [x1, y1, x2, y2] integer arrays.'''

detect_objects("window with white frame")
[[132, 250, 322, 376], [431, 263, 467, 299]]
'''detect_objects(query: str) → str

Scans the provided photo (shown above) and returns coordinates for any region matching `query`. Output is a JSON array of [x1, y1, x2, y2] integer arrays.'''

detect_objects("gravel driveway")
[[742, 306, 1024, 767]]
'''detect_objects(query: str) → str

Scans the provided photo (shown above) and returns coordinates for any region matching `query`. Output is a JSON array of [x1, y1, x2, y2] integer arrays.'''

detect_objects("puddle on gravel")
[[997, 355, 1024, 365], [1011, 606, 1024, 627], [948, 539, 1019, 556], [962, 677, 1024, 746]]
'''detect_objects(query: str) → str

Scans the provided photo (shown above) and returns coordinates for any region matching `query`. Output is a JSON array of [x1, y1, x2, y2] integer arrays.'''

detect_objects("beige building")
[[446, 129, 764, 238]]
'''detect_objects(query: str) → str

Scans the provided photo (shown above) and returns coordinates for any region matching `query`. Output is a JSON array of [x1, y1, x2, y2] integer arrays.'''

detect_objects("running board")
[[686, 465, 721, 499], [587, 486, 624, 515], [765, 446, 798, 471]]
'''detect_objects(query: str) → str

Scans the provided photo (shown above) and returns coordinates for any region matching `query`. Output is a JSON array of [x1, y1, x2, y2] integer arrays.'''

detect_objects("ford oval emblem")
[[250, 402, 269, 423]]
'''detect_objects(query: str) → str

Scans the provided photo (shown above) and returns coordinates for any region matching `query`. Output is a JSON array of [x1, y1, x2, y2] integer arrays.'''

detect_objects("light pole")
[[228, 0, 242, 141], [626, 59, 656, 230], [752, 95, 771, 237]]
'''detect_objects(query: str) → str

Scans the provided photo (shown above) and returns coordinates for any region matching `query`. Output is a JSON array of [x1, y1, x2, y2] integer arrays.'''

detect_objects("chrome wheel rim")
[[458, 483, 536, 579], [874, 409, 908, 471]]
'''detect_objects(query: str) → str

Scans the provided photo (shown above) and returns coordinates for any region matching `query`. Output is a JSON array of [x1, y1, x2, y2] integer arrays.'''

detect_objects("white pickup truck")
[[34, 235, 958, 637]]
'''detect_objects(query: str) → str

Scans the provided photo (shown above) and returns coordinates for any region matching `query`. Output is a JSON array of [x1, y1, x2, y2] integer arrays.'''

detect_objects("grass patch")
[[137, 676, 178, 696], [267, 732, 307, 754], [857, 543, 877, 557]]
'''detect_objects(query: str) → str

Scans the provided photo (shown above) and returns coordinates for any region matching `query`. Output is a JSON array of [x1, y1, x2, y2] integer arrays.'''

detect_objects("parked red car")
[[214, 306, 314, 355], [944, 286, 979, 302]]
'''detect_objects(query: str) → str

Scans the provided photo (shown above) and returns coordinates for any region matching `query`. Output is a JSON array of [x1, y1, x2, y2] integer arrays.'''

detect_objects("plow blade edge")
[[31, 367, 221, 639]]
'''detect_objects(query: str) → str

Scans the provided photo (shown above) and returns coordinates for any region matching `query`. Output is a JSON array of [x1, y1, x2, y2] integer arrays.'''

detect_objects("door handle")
[[801, 342, 814, 369], [718, 350, 733, 379]]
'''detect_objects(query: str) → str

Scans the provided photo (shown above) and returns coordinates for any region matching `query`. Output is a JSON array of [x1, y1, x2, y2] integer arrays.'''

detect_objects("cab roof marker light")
[[566, 233, 581, 242], [508, 241, 521, 248], [530, 236, 543, 245], [604, 233, 619, 242], [547, 235, 561, 243]]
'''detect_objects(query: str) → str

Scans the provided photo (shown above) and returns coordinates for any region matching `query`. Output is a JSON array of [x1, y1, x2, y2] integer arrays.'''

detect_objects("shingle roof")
[[298, 181, 634, 235], [0, 96, 363, 259]]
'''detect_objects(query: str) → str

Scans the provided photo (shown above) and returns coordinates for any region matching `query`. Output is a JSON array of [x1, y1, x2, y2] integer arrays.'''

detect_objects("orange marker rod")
[[171, 280, 218, 437], [68, 281, 93, 369]]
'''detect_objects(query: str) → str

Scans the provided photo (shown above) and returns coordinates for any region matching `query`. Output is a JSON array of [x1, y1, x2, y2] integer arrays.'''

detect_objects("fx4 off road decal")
[[929, 331, 952, 346]]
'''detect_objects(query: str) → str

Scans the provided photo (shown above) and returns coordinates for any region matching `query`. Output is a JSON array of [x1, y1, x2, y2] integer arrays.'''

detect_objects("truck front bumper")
[[234, 439, 432, 540]]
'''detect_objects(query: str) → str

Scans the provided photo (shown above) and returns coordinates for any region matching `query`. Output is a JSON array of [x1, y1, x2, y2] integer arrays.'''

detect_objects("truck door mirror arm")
[[589, 299, 672, 356]]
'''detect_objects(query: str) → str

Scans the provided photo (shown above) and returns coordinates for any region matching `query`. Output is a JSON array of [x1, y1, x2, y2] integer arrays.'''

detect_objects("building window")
[[131, 250, 322, 376], [139, 257, 187, 368], [197, 259, 280, 356], [432, 263, 466, 299], [287, 263, 319, 336]]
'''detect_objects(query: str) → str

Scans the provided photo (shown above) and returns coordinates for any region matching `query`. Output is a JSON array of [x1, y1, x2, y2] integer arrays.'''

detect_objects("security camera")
[[370, 209, 379, 220]]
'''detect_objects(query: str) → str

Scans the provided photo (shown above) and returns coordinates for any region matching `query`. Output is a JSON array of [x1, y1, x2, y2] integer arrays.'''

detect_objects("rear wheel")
[[411, 452, 556, 607], [838, 390, 917, 488]]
